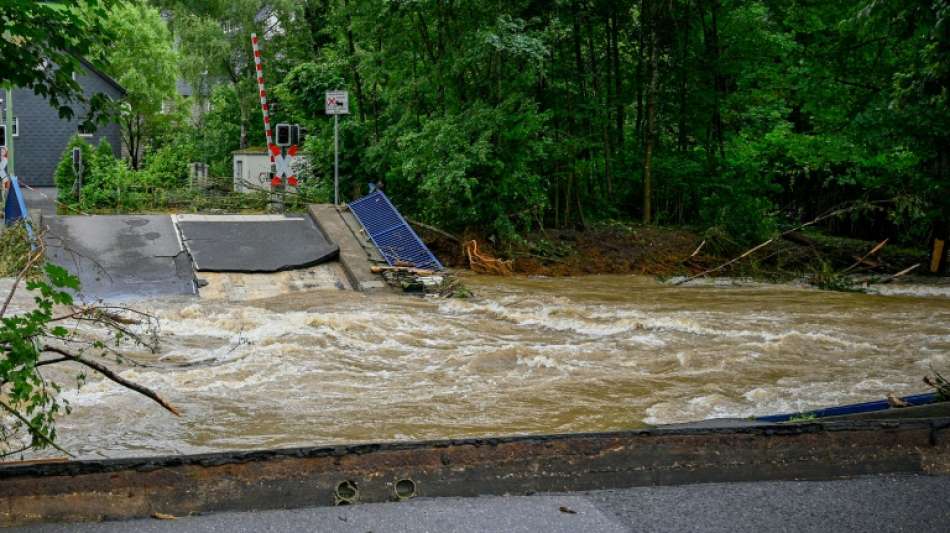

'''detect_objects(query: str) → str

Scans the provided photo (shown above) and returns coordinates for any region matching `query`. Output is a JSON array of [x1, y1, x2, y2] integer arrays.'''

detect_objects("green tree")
[[0, 0, 117, 121], [93, 1, 180, 169], [149, 0, 949, 248], [53, 136, 95, 204]]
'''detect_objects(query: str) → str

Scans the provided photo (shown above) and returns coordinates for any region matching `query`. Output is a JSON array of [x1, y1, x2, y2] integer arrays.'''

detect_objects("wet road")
[[12, 474, 950, 532]]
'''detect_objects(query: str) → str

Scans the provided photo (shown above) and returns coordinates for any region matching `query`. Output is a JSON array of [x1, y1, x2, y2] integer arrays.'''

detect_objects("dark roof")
[[76, 57, 127, 96], [232, 147, 269, 155]]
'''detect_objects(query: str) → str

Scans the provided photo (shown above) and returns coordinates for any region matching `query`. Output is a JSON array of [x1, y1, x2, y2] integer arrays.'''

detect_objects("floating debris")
[[372, 265, 471, 297]]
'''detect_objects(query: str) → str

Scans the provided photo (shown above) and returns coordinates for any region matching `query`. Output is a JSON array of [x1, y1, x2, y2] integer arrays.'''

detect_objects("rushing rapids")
[[14, 274, 950, 459]]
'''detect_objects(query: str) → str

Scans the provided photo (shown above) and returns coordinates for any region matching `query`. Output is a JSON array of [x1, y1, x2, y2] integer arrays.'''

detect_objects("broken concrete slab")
[[175, 214, 339, 273], [308, 204, 388, 291], [44, 215, 195, 300], [197, 264, 352, 300]]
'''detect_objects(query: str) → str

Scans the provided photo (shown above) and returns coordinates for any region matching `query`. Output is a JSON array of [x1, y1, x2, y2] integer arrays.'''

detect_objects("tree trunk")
[[343, 0, 367, 123], [677, 0, 690, 152], [635, 0, 645, 146], [704, 0, 725, 159], [642, 1, 659, 224], [610, 9, 624, 148]]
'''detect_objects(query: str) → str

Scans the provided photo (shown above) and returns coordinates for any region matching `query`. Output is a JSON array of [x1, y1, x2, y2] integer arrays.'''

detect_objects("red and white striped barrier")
[[250, 33, 280, 187]]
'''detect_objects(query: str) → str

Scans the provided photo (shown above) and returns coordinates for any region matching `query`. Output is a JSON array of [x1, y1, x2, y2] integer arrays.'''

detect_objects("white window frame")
[[11, 117, 18, 137], [78, 122, 94, 137]]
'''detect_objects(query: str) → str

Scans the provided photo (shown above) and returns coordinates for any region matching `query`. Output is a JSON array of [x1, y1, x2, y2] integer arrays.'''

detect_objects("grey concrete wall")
[[1, 418, 948, 526], [9, 67, 122, 187]]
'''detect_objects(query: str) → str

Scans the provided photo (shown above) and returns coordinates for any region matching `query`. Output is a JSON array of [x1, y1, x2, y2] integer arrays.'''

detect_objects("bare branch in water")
[[41, 345, 181, 417]]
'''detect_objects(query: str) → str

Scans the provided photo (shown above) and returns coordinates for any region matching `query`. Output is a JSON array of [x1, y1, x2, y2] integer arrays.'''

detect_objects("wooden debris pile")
[[371, 265, 471, 298]]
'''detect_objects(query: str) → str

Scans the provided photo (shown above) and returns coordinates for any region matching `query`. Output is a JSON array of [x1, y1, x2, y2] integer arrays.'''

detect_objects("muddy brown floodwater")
[[38, 275, 950, 459]]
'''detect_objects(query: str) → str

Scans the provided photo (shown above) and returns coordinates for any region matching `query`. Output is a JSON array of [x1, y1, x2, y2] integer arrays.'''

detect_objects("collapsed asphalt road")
[[44, 215, 196, 300], [42, 214, 339, 300], [11, 474, 950, 533]]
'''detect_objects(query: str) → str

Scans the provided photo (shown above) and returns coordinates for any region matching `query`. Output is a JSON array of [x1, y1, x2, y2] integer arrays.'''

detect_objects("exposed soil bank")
[[423, 224, 941, 281]]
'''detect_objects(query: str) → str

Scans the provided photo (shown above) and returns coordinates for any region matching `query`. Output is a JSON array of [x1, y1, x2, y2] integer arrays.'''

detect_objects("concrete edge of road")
[[1, 416, 949, 526]]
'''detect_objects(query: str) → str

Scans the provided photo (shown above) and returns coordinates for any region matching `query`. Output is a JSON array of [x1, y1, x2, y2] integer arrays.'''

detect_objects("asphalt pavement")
[[175, 214, 339, 272], [44, 214, 196, 300], [19, 186, 57, 215], [12, 474, 950, 532]]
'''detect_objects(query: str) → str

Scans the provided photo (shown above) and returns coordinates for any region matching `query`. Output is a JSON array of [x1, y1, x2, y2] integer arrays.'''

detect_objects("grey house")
[[1, 59, 124, 187]]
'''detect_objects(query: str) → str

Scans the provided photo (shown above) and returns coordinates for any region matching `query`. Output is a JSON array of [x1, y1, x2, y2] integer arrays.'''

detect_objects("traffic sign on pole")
[[325, 91, 349, 115], [326, 90, 348, 205]]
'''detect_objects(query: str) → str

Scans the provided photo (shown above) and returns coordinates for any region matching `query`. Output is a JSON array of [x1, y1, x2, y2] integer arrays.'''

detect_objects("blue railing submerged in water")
[[756, 392, 937, 423], [348, 191, 443, 271]]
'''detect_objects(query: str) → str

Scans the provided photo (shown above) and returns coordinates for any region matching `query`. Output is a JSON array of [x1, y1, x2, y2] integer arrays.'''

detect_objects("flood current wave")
[[31, 275, 950, 459]]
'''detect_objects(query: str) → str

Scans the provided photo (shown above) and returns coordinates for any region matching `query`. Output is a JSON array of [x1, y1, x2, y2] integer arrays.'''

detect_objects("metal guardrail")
[[756, 392, 938, 422], [348, 191, 443, 271]]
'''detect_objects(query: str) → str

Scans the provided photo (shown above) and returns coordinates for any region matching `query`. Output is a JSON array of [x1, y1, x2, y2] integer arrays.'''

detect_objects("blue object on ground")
[[3, 176, 35, 244], [348, 191, 443, 271], [4, 176, 30, 226], [756, 392, 937, 422]]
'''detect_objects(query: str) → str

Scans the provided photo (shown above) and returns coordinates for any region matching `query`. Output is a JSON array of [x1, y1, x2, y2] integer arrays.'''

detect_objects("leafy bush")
[[53, 136, 95, 204]]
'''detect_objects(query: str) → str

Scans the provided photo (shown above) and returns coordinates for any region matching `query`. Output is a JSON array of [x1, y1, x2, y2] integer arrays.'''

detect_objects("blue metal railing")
[[756, 392, 937, 422], [348, 191, 443, 271]]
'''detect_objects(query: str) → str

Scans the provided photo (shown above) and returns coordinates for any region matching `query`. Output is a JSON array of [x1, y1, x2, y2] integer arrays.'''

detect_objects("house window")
[[0, 118, 14, 145], [78, 121, 94, 137], [235, 160, 244, 179]]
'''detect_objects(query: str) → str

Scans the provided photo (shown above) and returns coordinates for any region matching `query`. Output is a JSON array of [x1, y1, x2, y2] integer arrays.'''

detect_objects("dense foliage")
[[91, 1, 181, 169], [0, 0, 117, 122], [42, 1, 950, 246], [160, 0, 946, 245]]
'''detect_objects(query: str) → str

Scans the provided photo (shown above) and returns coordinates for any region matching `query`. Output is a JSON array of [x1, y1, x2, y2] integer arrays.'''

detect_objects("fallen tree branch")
[[675, 201, 888, 285], [406, 218, 461, 243], [842, 239, 888, 274], [41, 345, 180, 417], [0, 399, 74, 458], [688, 240, 706, 259], [869, 263, 920, 285], [370, 265, 436, 276], [0, 239, 45, 319]]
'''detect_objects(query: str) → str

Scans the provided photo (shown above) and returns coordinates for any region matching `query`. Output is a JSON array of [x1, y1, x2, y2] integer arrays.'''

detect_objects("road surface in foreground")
[[13, 474, 950, 532]]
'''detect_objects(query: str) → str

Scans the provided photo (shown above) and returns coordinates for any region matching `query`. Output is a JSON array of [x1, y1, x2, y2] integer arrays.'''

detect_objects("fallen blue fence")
[[756, 392, 937, 423], [3, 176, 34, 243], [348, 191, 443, 271]]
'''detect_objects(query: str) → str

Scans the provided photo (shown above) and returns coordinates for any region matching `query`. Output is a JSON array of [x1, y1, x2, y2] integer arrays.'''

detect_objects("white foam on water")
[[34, 274, 950, 458]]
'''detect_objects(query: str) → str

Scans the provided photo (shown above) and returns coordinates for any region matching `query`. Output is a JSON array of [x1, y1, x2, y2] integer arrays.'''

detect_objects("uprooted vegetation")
[[0, 223, 41, 278], [416, 217, 933, 289]]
